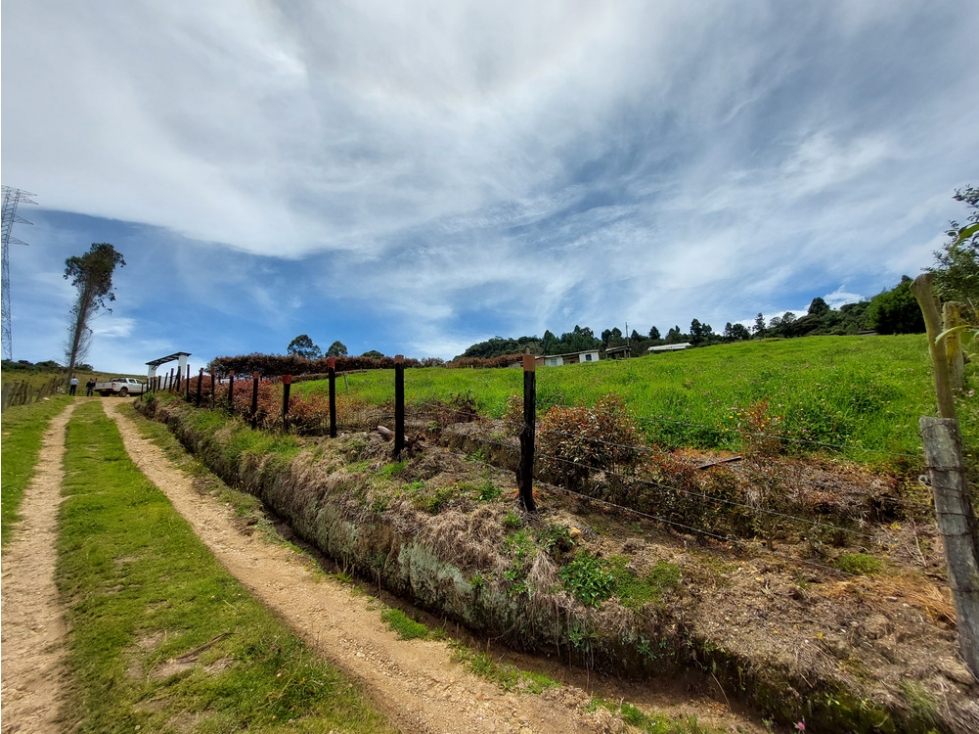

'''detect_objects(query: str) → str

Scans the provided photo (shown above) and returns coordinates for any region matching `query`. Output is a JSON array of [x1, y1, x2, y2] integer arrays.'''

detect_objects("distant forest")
[[454, 276, 925, 361]]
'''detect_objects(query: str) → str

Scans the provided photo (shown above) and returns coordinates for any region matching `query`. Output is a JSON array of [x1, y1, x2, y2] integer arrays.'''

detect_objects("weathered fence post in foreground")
[[250, 372, 260, 429], [328, 357, 337, 438], [912, 273, 979, 680], [209, 370, 215, 408], [919, 418, 979, 680], [196, 368, 203, 407], [394, 355, 405, 459], [281, 375, 292, 432], [185, 365, 192, 400], [168, 367, 175, 393], [227, 371, 235, 409], [517, 354, 537, 512], [944, 301, 966, 391]]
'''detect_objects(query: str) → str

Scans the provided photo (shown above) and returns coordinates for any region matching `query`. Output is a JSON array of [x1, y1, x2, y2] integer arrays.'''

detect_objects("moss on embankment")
[[136, 397, 970, 734]]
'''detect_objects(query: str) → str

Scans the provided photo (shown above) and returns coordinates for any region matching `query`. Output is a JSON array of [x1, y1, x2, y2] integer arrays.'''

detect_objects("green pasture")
[[299, 335, 978, 465]]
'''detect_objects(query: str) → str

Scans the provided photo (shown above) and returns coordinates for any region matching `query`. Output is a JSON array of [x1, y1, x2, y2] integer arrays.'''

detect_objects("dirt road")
[[1, 403, 77, 734], [3, 400, 755, 733]]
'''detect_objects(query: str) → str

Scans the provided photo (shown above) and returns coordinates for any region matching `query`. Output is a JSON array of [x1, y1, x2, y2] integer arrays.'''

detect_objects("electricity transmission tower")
[[2, 185, 37, 361]]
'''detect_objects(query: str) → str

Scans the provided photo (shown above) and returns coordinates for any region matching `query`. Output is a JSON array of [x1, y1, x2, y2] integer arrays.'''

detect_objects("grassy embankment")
[[0, 395, 73, 545], [301, 335, 978, 467], [55, 401, 395, 733]]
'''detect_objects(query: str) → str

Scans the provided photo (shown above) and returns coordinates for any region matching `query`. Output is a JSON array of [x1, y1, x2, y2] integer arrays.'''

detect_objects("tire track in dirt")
[[104, 402, 622, 734], [1, 402, 78, 734]]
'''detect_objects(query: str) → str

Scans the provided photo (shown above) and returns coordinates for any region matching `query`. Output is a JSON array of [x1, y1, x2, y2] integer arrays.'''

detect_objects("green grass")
[[836, 552, 884, 575], [56, 401, 394, 733], [1, 395, 73, 545], [379, 608, 431, 640], [449, 642, 559, 694], [589, 698, 719, 734], [301, 335, 954, 464], [607, 557, 681, 609]]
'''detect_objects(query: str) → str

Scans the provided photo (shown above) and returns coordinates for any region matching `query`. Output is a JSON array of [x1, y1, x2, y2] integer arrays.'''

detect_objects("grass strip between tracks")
[[55, 401, 395, 733]]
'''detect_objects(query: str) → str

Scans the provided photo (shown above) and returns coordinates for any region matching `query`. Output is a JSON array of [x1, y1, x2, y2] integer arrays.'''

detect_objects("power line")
[[1, 185, 37, 361]]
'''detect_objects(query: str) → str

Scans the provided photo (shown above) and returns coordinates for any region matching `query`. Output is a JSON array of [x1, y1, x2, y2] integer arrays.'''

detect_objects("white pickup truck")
[[95, 377, 148, 397]]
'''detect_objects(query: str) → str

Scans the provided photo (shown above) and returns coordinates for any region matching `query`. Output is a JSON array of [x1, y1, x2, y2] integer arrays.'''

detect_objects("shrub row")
[[447, 354, 525, 369], [209, 353, 422, 376]]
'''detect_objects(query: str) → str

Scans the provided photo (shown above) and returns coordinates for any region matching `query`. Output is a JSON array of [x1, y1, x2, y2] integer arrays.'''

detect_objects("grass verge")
[[1, 395, 72, 545], [56, 401, 394, 733]]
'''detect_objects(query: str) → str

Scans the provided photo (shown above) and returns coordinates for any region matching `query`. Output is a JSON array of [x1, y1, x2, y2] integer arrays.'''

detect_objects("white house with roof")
[[647, 343, 692, 353], [537, 348, 601, 367]]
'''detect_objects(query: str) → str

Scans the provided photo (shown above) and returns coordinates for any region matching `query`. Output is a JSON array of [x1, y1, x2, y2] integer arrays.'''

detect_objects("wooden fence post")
[[282, 375, 292, 432], [920, 418, 979, 680], [394, 355, 405, 459], [250, 372, 260, 429], [911, 274, 957, 419], [210, 371, 215, 408], [944, 301, 966, 392], [517, 355, 537, 512], [168, 367, 175, 393], [228, 371, 235, 409], [328, 357, 337, 438], [196, 368, 203, 407], [913, 273, 979, 680], [185, 365, 191, 401]]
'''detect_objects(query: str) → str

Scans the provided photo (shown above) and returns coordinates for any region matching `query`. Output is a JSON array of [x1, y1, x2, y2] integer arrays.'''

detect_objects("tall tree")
[[648, 326, 661, 340], [326, 340, 348, 357], [63, 243, 126, 373], [866, 276, 926, 335], [808, 297, 830, 316], [287, 334, 322, 359], [752, 313, 766, 336], [927, 185, 979, 320]]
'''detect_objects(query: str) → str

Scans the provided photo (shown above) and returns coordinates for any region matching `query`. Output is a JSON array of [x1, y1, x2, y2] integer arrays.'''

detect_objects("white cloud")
[[3, 1, 978, 362]]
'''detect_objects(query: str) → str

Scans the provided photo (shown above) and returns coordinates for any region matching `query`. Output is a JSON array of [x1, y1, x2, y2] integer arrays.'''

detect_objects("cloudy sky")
[[2, 1, 977, 374]]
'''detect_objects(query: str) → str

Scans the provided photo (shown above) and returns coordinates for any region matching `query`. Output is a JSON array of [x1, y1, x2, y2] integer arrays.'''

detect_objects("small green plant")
[[536, 523, 574, 557], [476, 480, 502, 502], [466, 448, 489, 464], [559, 551, 614, 607], [412, 486, 454, 514], [379, 461, 408, 478], [380, 609, 430, 640], [502, 510, 523, 529], [836, 552, 883, 575]]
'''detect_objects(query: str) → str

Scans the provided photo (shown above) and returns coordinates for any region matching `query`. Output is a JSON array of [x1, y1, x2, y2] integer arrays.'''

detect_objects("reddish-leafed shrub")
[[537, 394, 642, 488]]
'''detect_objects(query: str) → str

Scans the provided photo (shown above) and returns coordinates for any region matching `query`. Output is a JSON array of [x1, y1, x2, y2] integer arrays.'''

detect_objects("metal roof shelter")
[[145, 352, 191, 380]]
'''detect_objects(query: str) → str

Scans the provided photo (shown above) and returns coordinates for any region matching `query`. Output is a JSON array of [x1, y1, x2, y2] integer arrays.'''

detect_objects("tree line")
[[454, 278, 931, 361]]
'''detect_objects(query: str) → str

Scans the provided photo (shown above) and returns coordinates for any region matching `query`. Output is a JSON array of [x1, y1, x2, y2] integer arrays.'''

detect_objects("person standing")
[[69, 375, 79, 396], [86, 378, 96, 396]]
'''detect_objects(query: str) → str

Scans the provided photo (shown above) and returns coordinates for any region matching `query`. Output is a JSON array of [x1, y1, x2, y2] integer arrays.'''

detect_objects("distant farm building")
[[604, 344, 632, 360], [647, 343, 692, 354], [537, 349, 601, 367]]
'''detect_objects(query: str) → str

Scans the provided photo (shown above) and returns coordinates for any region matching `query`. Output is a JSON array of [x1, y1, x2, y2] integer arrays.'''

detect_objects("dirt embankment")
[[137, 397, 979, 733], [108, 401, 766, 733]]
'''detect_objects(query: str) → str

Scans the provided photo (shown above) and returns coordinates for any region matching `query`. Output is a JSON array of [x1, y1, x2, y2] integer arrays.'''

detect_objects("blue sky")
[[2, 1, 977, 375]]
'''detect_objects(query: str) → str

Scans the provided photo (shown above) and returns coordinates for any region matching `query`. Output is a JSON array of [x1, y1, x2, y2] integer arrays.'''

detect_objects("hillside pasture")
[[297, 335, 964, 466]]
